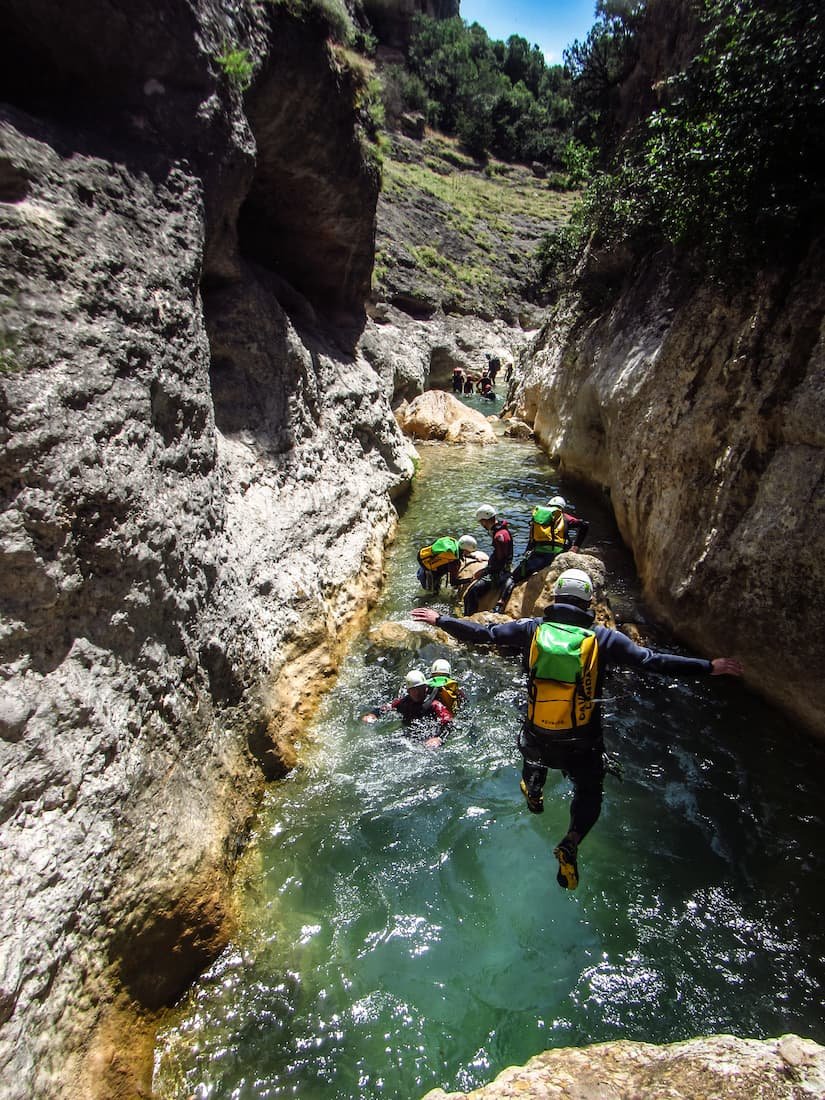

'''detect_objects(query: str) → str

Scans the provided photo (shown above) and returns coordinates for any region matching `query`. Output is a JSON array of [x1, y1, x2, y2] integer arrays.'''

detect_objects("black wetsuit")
[[431, 602, 712, 842]]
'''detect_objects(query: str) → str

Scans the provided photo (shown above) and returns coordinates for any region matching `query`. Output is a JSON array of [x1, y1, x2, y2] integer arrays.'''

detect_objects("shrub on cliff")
[[539, 0, 825, 283]]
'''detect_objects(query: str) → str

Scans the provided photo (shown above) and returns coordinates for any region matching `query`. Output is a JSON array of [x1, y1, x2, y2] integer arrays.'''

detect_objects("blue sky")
[[458, 0, 598, 64]]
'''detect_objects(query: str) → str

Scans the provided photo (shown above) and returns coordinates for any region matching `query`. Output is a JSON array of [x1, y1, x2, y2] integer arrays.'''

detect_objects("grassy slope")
[[374, 130, 578, 322]]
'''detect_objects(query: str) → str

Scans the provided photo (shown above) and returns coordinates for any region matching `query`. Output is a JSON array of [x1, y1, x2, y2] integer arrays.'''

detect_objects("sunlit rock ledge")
[[422, 1034, 825, 1099]]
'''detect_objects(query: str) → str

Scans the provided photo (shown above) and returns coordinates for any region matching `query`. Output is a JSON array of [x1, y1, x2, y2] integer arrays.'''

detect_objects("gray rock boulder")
[[395, 391, 497, 444]]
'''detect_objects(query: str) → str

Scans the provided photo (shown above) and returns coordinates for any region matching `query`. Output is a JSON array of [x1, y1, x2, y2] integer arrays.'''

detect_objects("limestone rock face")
[[0, 3, 412, 1097], [361, 303, 527, 407], [395, 391, 498, 444], [422, 1033, 825, 1100], [511, 244, 825, 735], [239, 12, 379, 316]]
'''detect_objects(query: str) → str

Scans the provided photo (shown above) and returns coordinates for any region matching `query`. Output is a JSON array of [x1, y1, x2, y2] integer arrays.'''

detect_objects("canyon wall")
[[0, 2, 413, 1097], [511, 242, 825, 735]]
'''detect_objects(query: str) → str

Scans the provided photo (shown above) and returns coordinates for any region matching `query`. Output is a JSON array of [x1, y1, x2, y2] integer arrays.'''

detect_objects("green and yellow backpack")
[[530, 506, 566, 553], [418, 537, 460, 572], [428, 675, 463, 714], [526, 621, 599, 734]]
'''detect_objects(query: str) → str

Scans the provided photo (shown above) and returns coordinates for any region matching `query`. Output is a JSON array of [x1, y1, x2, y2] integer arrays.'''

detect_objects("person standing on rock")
[[463, 505, 513, 614], [411, 568, 743, 890], [494, 496, 590, 613], [487, 354, 501, 385]]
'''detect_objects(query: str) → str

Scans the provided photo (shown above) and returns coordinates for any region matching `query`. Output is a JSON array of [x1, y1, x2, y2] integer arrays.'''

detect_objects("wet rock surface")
[[422, 1033, 825, 1100]]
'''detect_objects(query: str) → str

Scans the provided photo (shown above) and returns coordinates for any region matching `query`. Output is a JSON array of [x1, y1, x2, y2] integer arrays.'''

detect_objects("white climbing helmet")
[[554, 568, 593, 603], [458, 534, 478, 552], [548, 495, 566, 508], [475, 504, 496, 521], [405, 669, 428, 689], [430, 658, 451, 677]]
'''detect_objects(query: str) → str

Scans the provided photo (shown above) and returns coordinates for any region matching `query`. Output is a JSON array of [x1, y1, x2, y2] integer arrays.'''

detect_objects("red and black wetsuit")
[[464, 521, 513, 614], [390, 694, 452, 741]]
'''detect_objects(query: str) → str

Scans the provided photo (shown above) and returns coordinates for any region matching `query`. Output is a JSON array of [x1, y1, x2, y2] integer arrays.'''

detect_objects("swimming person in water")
[[362, 669, 452, 748]]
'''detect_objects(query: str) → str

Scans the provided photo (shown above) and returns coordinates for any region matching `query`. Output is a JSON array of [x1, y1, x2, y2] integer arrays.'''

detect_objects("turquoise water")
[[154, 431, 825, 1100]]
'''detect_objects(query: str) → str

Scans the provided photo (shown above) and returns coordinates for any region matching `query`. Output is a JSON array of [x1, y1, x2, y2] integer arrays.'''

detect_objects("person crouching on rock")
[[417, 534, 481, 595], [362, 669, 452, 748]]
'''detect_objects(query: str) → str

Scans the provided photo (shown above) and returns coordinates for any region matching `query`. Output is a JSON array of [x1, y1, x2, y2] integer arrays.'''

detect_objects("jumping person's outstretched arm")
[[411, 606, 534, 648]]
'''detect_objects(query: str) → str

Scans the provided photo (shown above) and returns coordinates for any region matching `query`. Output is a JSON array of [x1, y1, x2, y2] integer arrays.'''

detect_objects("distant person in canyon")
[[486, 353, 501, 384], [463, 505, 513, 614], [494, 496, 590, 613], [362, 669, 451, 748], [504, 360, 514, 383], [463, 375, 476, 395], [417, 534, 481, 595], [479, 377, 496, 401], [452, 366, 465, 393], [411, 568, 744, 890]]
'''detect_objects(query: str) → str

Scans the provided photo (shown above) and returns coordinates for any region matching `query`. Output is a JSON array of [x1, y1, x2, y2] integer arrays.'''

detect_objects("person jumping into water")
[[411, 568, 743, 890]]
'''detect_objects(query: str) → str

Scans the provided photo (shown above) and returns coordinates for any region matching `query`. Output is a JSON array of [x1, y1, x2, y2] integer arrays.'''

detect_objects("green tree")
[[402, 14, 577, 167], [564, 0, 645, 154], [550, 0, 825, 276]]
